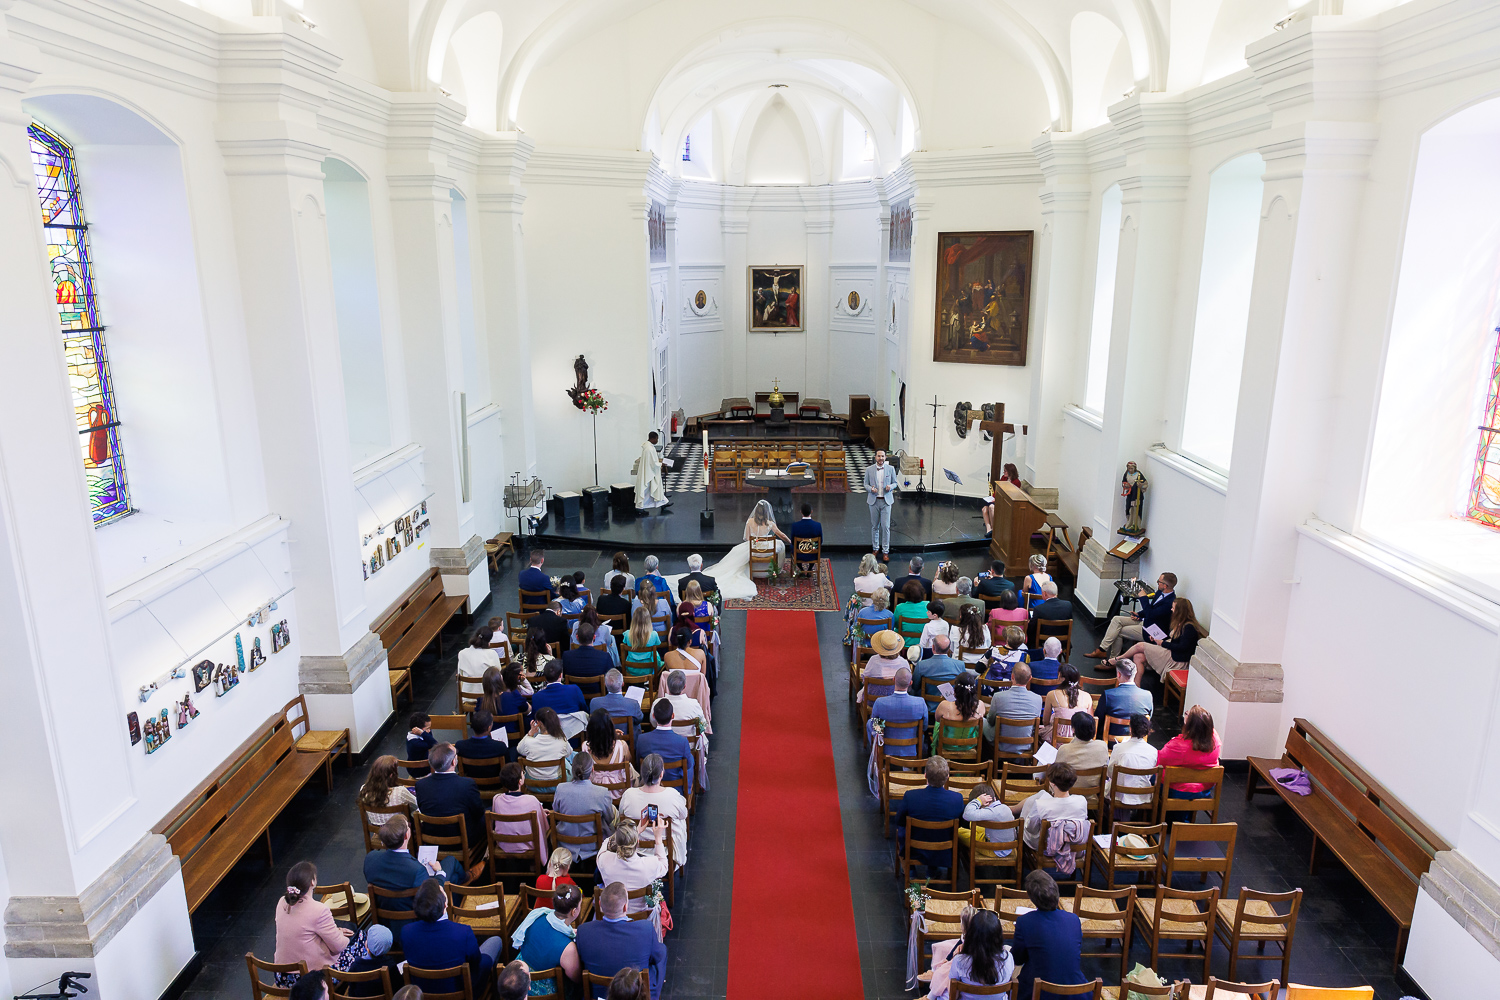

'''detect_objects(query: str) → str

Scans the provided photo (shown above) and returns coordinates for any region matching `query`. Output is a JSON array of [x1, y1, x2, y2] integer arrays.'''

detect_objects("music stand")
[[938, 468, 964, 540]]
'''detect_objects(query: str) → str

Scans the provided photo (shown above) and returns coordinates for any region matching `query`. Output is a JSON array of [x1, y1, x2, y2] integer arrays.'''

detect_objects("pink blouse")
[[273, 898, 346, 971], [1157, 733, 1222, 792], [492, 791, 549, 850]]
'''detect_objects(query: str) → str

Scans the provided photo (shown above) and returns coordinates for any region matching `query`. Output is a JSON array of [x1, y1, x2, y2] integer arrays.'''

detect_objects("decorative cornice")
[[1378, 0, 1500, 99], [907, 148, 1044, 188], [1107, 96, 1189, 164], [1245, 17, 1378, 126], [524, 146, 654, 188], [1188, 637, 1283, 704], [4, 834, 179, 958]]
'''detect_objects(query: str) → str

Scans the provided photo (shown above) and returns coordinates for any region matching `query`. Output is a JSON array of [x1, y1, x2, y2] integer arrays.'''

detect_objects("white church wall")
[[1139, 450, 1224, 621]]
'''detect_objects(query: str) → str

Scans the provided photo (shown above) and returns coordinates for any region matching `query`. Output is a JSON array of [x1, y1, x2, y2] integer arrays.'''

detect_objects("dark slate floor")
[[182, 541, 1423, 1000]]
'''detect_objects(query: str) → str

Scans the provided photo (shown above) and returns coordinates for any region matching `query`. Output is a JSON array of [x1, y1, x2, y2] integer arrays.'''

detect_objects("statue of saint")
[[1120, 461, 1148, 537]]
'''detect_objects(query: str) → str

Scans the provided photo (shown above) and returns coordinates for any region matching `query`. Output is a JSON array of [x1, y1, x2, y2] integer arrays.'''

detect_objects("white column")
[[721, 192, 751, 395], [802, 188, 833, 398]]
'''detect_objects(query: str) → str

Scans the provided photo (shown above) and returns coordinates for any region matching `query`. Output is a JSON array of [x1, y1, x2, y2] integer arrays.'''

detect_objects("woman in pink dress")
[[1157, 705, 1222, 798]]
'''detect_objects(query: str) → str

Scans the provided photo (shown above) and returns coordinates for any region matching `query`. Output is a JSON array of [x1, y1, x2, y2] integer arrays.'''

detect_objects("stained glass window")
[[1468, 326, 1500, 530], [27, 122, 132, 526]]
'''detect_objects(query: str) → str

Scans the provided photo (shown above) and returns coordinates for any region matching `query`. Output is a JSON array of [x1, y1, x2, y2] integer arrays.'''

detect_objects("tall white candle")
[[702, 429, 710, 487]]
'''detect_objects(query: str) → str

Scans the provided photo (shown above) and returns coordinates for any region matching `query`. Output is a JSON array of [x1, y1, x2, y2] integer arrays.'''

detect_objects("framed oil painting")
[[748, 266, 803, 332], [932, 231, 1034, 366]]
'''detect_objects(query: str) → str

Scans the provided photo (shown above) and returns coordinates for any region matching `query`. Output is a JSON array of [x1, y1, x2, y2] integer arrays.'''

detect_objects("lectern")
[[990, 481, 1047, 569]]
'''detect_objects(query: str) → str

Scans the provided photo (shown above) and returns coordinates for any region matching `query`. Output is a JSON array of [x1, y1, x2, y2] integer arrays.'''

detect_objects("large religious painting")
[[932, 231, 1034, 367], [648, 200, 667, 263], [748, 265, 803, 332], [889, 199, 912, 262], [1468, 325, 1500, 529]]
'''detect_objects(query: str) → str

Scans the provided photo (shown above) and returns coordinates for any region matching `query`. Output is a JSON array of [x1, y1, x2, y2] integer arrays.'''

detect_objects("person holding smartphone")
[[594, 816, 668, 919], [619, 754, 690, 869]]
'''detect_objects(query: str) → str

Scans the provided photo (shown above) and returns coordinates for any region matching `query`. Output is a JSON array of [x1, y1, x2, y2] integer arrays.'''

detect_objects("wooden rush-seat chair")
[[1025, 818, 1093, 885], [366, 883, 419, 951], [1214, 887, 1303, 986], [1031, 979, 1103, 1000], [748, 535, 777, 579], [582, 970, 650, 1000], [713, 447, 740, 489], [412, 811, 484, 871], [1161, 821, 1237, 890], [1159, 766, 1225, 825], [328, 966, 394, 1000], [1105, 765, 1161, 831], [999, 761, 1047, 810], [909, 886, 983, 976], [967, 815, 1023, 894], [992, 717, 1041, 769], [523, 968, 566, 1000], [1164, 668, 1187, 715], [446, 881, 521, 946], [520, 884, 593, 923], [1089, 822, 1166, 890], [820, 448, 847, 489], [900, 815, 961, 892], [1034, 617, 1073, 659], [360, 802, 412, 852], [1133, 884, 1221, 984], [314, 881, 371, 927], [934, 719, 982, 762], [403, 962, 481, 1000], [246, 953, 305, 1000], [1203, 978, 1281, 1000], [1064, 885, 1138, 983], [517, 757, 567, 805], [519, 586, 553, 612], [793, 535, 823, 579], [486, 810, 546, 882]]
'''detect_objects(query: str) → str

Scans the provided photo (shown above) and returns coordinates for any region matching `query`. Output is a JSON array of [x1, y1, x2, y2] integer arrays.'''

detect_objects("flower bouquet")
[[576, 388, 607, 414], [905, 879, 929, 914]]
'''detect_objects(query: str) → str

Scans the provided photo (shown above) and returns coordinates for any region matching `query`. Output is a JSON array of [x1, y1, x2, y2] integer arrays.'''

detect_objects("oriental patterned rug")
[[722, 559, 840, 611]]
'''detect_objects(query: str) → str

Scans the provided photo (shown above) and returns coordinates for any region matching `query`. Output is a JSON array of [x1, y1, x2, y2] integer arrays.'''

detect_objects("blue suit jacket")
[[517, 566, 556, 607], [1099, 683, 1154, 738], [1029, 657, 1061, 688], [454, 735, 507, 776], [865, 462, 898, 506], [363, 850, 460, 935], [405, 730, 436, 774], [575, 917, 667, 1000], [532, 682, 588, 718], [401, 919, 488, 993], [1012, 909, 1086, 1000], [913, 654, 964, 692], [591, 692, 644, 727], [635, 727, 694, 790], [637, 573, 671, 597], [869, 691, 929, 756], [414, 771, 485, 845], [788, 518, 823, 561], [496, 690, 531, 737], [1137, 590, 1175, 633], [562, 645, 613, 681], [895, 785, 964, 866]]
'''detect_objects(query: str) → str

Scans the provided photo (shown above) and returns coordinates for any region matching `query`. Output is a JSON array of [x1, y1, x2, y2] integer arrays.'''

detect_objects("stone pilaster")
[[1420, 850, 1500, 962], [1189, 637, 1284, 703], [1180, 636, 1284, 760], [432, 533, 489, 611], [4, 835, 179, 958], [298, 630, 387, 696]]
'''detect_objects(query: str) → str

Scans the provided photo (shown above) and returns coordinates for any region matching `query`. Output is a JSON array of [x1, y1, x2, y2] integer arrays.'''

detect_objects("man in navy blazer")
[[517, 549, 556, 610], [1097, 660, 1153, 739], [590, 670, 643, 733], [454, 710, 509, 775], [1012, 871, 1086, 1000], [894, 757, 964, 874], [401, 879, 502, 993], [532, 661, 589, 718], [363, 816, 465, 934], [414, 743, 485, 849], [890, 555, 933, 601], [1089, 572, 1176, 658], [635, 699, 693, 790], [575, 882, 667, 1000], [1030, 581, 1073, 622], [787, 502, 824, 573], [561, 624, 613, 683]]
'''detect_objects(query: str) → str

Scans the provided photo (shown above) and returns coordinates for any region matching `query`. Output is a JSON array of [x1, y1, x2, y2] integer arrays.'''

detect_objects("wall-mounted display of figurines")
[[369, 544, 385, 577], [127, 711, 141, 745], [386, 535, 401, 560], [212, 661, 239, 696], [176, 692, 200, 730], [250, 636, 266, 669], [191, 658, 214, 693], [271, 619, 291, 653], [235, 633, 247, 672], [144, 709, 171, 754]]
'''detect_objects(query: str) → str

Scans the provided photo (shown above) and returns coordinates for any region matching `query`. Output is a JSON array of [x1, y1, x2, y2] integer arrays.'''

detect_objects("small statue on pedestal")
[[1119, 461, 1149, 537]]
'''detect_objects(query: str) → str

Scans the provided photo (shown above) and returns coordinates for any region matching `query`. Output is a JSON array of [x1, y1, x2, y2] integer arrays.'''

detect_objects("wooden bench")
[[1246, 717, 1450, 968], [371, 568, 467, 702], [282, 694, 351, 789], [156, 712, 329, 912]]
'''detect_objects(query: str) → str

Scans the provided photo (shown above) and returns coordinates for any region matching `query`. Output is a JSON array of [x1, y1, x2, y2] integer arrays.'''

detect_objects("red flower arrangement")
[[577, 388, 608, 414]]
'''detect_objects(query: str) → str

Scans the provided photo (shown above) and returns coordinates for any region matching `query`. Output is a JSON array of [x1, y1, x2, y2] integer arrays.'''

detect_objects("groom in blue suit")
[[864, 450, 898, 561]]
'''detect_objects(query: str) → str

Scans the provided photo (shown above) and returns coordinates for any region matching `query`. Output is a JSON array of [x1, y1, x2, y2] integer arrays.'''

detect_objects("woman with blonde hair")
[[534, 847, 579, 902], [1019, 553, 1052, 609], [357, 755, 416, 825], [1116, 596, 1204, 679], [631, 580, 671, 634], [623, 605, 660, 680], [853, 552, 892, 601], [595, 817, 668, 915]]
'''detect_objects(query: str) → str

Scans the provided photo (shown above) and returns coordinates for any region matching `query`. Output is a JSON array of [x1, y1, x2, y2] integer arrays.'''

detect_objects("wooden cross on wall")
[[963, 403, 1029, 486]]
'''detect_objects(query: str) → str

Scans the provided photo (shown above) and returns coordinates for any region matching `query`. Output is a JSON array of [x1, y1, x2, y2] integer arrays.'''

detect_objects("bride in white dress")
[[666, 500, 789, 602]]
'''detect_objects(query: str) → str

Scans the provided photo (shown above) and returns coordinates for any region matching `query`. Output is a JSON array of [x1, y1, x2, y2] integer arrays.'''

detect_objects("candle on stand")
[[702, 429, 710, 487]]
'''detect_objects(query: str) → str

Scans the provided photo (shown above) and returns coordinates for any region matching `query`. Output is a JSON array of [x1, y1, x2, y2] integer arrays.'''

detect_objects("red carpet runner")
[[727, 610, 864, 998]]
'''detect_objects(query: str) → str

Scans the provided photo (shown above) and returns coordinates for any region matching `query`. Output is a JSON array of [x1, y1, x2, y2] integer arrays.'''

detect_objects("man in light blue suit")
[[864, 449, 898, 561], [868, 666, 929, 756]]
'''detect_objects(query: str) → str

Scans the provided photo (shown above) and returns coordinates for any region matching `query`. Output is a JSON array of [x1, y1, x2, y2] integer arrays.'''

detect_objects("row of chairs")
[[711, 443, 847, 490], [854, 599, 1076, 660]]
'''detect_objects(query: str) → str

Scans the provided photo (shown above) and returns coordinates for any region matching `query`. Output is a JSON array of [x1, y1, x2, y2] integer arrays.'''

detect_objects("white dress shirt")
[[1107, 737, 1159, 806]]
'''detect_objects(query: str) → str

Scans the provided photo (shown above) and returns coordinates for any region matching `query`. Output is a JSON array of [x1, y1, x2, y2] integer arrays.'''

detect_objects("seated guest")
[[987, 588, 1029, 628], [1158, 705, 1222, 799], [558, 580, 587, 614], [1019, 553, 1052, 610], [415, 743, 485, 853], [596, 817, 669, 914], [787, 502, 824, 574], [454, 710, 508, 776], [573, 571, 592, 605], [893, 581, 931, 645], [1029, 636, 1063, 691], [955, 605, 992, 664], [894, 757, 965, 877], [947, 909, 1015, 998], [867, 666, 929, 754], [602, 552, 635, 595], [364, 816, 464, 936], [663, 623, 706, 675], [571, 607, 620, 668], [1030, 580, 1072, 622], [1042, 665, 1092, 745], [518, 549, 557, 610], [913, 633, 964, 692], [586, 709, 633, 797], [920, 601, 960, 652], [974, 559, 1015, 598], [531, 660, 590, 738], [575, 882, 667, 1000], [562, 622, 613, 681], [289, 972, 330, 1000], [1106, 714, 1159, 814], [405, 713, 436, 771], [520, 626, 556, 678], [619, 753, 689, 868], [859, 630, 907, 704], [856, 587, 895, 643], [554, 752, 618, 858], [985, 626, 1028, 682], [1086, 572, 1176, 659], [1097, 659, 1152, 740], [511, 885, 583, 992], [942, 577, 985, 622], [597, 574, 634, 618], [1018, 763, 1088, 849], [496, 959, 538, 1000], [853, 552, 893, 600], [1012, 871, 1086, 1000], [516, 707, 574, 785], [491, 762, 550, 853], [1053, 713, 1108, 791], [662, 669, 707, 735], [932, 671, 985, 747], [591, 669, 644, 729], [605, 969, 649, 1000], [932, 561, 961, 597], [637, 555, 669, 598], [984, 663, 1042, 746], [360, 754, 417, 825], [536, 846, 580, 899], [890, 555, 933, 601], [677, 553, 717, 602], [982, 464, 1023, 535], [458, 627, 503, 680], [636, 699, 694, 790], [622, 607, 662, 683], [533, 600, 571, 647], [1116, 597, 1204, 680], [274, 861, 392, 986], [493, 665, 534, 738], [958, 779, 1016, 853], [402, 878, 502, 991]]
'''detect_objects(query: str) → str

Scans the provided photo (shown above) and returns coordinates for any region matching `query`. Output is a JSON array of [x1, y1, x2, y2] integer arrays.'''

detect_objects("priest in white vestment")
[[635, 430, 669, 510]]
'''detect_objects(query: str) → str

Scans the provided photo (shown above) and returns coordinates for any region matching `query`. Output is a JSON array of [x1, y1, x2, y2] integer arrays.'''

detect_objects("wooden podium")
[[990, 480, 1047, 569]]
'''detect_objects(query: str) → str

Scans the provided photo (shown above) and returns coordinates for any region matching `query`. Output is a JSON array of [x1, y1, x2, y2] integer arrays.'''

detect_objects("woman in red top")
[[1157, 705, 1221, 798], [533, 847, 580, 906]]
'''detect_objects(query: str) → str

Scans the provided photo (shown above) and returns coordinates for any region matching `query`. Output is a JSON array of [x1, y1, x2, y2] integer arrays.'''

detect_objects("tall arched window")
[[28, 122, 132, 525], [1469, 327, 1500, 529]]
